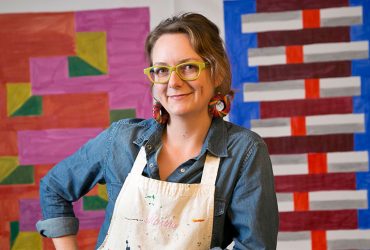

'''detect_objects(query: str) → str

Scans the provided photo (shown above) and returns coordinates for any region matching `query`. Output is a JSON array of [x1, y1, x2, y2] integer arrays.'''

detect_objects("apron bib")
[[98, 147, 220, 250]]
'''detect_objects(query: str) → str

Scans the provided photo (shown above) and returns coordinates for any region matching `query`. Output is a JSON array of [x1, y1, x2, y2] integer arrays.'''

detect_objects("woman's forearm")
[[52, 235, 78, 250]]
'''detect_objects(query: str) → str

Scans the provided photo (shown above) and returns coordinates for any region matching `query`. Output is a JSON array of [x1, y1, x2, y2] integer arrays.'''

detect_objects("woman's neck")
[[163, 114, 212, 156]]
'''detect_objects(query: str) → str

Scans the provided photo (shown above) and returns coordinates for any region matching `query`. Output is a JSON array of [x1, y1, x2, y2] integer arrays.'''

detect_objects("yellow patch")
[[76, 32, 108, 73], [6, 83, 31, 116], [0, 156, 19, 182], [12, 232, 42, 250], [98, 183, 108, 201]]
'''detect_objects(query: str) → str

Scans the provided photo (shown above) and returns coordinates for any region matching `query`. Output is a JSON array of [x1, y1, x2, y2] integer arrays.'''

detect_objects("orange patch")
[[286, 45, 303, 64], [303, 9, 320, 29]]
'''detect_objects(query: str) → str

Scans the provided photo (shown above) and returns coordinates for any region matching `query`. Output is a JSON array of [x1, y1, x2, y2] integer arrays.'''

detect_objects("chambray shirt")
[[36, 118, 279, 249]]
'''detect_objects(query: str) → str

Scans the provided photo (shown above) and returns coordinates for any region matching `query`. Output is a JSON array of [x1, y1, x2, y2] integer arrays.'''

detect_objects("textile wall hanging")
[[0, 7, 151, 249], [225, 0, 370, 249]]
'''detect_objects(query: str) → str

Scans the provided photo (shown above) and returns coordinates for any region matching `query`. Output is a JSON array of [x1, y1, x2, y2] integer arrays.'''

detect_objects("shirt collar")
[[133, 119, 163, 147], [198, 117, 229, 158]]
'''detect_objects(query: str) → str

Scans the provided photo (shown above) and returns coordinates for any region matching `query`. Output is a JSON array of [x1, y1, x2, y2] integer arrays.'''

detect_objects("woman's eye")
[[184, 64, 195, 70], [154, 67, 168, 75]]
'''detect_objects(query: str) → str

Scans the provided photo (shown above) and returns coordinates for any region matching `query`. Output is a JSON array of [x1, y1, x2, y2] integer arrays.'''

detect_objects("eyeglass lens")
[[150, 63, 201, 83]]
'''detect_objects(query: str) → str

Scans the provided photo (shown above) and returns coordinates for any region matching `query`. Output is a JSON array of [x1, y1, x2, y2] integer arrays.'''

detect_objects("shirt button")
[[149, 163, 154, 168], [146, 144, 152, 150], [180, 168, 186, 173]]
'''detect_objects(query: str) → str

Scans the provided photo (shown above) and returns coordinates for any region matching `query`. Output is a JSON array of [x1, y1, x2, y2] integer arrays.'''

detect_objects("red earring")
[[208, 94, 232, 118], [152, 101, 169, 124]]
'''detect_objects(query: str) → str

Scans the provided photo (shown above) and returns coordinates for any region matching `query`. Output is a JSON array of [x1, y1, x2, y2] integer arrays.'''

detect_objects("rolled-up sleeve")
[[36, 217, 79, 238], [229, 141, 279, 250], [36, 126, 113, 238]]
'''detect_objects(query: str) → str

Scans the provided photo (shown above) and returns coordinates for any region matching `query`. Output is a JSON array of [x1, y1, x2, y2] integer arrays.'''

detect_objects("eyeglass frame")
[[143, 61, 209, 85]]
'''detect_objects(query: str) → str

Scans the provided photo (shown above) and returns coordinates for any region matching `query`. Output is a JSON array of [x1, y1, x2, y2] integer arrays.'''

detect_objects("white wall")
[[0, 0, 224, 38]]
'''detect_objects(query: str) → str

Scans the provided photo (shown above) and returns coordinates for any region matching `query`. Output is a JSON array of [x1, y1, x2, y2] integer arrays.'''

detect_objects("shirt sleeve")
[[36, 125, 113, 238], [229, 141, 279, 250]]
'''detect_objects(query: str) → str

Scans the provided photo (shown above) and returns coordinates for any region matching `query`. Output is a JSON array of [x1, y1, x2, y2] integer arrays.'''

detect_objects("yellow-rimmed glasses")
[[143, 61, 208, 84]]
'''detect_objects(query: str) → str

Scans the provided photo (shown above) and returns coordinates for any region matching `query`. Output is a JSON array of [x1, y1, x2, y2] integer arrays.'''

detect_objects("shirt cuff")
[[36, 217, 79, 238]]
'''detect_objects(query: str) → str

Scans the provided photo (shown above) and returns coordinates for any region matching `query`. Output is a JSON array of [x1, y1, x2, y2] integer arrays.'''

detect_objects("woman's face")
[[151, 33, 217, 120]]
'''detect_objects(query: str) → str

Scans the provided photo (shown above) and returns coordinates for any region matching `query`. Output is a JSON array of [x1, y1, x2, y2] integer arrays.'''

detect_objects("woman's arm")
[[229, 141, 279, 250], [52, 235, 79, 250], [36, 126, 113, 243]]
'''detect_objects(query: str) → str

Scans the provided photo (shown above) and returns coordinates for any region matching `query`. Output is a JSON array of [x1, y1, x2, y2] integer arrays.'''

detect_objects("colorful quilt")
[[225, 0, 370, 249], [0, 7, 151, 249]]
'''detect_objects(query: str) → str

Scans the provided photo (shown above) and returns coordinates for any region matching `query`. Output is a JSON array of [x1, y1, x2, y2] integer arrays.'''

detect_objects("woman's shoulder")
[[111, 118, 157, 130], [108, 118, 161, 140], [223, 120, 266, 146]]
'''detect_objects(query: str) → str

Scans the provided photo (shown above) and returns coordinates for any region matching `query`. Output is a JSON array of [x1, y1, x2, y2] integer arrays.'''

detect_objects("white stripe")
[[319, 76, 361, 89], [327, 151, 368, 164], [273, 164, 308, 176], [244, 89, 305, 102], [242, 20, 302, 33], [304, 41, 368, 55], [327, 229, 370, 240], [320, 6, 362, 19], [306, 113, 364, 126], [277, 201, 294, 212], [309, 190, 367, 202], [248, 55, 286, 67], [277, 240, 311, 250], [251, 126, 291, 138]]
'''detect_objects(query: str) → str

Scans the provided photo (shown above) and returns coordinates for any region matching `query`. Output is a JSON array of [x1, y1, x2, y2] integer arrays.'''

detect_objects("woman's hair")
[[145, 12, 232, 96]]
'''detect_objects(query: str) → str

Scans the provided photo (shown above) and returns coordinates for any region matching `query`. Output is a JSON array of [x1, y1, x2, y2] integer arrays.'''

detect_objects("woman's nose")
[[167, 70, 183, 88]]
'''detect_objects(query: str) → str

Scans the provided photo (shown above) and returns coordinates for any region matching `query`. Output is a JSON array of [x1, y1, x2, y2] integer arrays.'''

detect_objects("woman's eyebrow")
[[153, 58, 203, 66]]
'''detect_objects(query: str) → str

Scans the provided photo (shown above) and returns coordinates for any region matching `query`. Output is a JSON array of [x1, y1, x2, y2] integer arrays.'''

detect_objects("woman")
[[36, 13, 279, 249]]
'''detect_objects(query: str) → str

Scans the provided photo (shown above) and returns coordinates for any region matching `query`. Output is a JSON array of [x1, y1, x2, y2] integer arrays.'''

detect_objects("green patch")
[[110, 109, 136, 124], [68, 56, 104, 77], [10, 221, 19, 248], [12, 96, 42, 117], [0, 165, 34, 185], [83, 195, 108, 210]]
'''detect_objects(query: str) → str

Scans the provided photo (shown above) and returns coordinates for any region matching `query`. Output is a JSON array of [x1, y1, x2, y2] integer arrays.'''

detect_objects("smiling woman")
[[36, 13, 279, 250]]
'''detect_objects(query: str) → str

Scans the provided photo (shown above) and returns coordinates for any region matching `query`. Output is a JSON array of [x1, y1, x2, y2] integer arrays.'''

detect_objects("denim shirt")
[[36, 118, 279, 249]]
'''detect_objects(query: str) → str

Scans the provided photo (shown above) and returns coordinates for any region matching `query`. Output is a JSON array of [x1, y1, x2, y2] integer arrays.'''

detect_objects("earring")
[[152, 101, 169, 124], [208, 94, 232, 118]]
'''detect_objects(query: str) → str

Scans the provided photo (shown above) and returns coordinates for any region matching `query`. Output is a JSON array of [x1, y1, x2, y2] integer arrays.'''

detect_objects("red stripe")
[[308, 153, 327, 174], [286, 46, 303, 64], [265, 134, 353, 154], [305, 79, 320, 99], [260, 97, 353, 119], [279, 210, 357, 231], [303, 9, 320, 28], [275, 173, 356, 192], [294, 192, 309, 211], [291, 116, 306, 136], [312, 231, 327, 250], [257, 27, 350, 47], [256, 0, 348, 12], [0, 93, 110, 130], [259, 61, 351, 82]]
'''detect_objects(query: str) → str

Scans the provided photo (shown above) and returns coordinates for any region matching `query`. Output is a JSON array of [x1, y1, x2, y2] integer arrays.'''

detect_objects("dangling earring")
[[152, 101, 169, 124], [208, 93, 232, 118]]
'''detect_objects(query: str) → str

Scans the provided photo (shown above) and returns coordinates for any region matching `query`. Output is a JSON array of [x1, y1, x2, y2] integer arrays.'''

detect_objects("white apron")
[[98, 147, 221, 250]]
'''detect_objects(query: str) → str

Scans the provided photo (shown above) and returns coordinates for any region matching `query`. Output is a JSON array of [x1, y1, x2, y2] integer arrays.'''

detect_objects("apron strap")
[[131, 147, 221, 186], [200, 154, 220, 185], [130, 147, 147, 175]]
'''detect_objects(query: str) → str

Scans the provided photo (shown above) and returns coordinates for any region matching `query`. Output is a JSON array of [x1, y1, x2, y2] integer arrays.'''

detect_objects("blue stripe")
[[224, 0, 259, 128], [351, 0, 370, 229]]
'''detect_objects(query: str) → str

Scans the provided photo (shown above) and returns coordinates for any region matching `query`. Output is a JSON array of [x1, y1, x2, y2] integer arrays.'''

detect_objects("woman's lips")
[[168, 93, 191, 100]]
